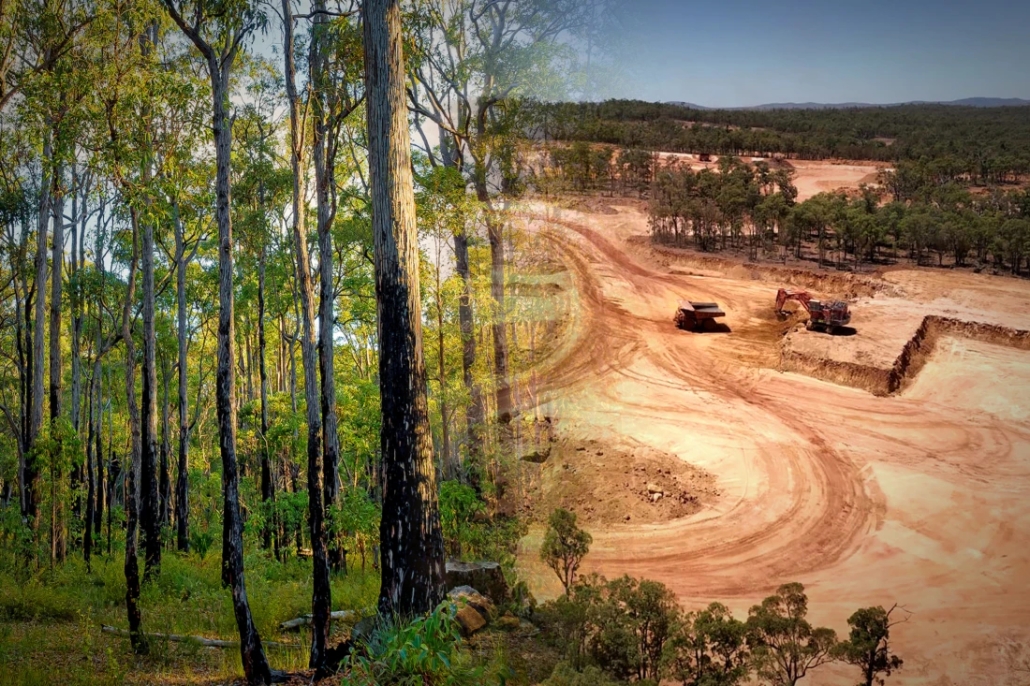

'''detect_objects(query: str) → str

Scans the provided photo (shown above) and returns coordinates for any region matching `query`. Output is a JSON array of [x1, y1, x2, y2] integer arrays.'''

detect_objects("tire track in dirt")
[[522, 212, 879, 598], [516, 204, 1030, 685]]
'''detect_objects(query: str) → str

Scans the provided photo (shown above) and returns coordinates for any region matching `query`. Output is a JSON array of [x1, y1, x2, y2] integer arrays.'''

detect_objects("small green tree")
[[669, 602, 751, 686], [833, 605, 904, 686], [746, 582, 837, 686], [541, 508, 592, 596]]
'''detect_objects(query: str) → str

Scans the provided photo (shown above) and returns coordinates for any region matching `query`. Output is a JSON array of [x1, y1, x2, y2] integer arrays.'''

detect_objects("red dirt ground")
[[513, 200, 1030, 685]]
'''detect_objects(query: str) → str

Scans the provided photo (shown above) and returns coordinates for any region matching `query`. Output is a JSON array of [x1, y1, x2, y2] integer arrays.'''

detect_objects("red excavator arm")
[[775, 288, 811, 314]]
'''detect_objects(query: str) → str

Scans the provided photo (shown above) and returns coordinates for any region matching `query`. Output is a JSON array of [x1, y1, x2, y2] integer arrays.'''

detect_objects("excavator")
[[775, 288, 851, 333]]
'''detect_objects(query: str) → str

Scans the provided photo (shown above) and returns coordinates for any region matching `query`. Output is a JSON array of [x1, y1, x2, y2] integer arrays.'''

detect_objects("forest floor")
[[511, 197, 1030, 686], [0, 554, 379, 685]]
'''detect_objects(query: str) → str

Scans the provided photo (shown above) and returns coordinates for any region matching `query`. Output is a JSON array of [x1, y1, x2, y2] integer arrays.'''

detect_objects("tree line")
[[527, 142, 1030, 274], [645, 156, 1030, 273], [527, 99, 1030, 184]]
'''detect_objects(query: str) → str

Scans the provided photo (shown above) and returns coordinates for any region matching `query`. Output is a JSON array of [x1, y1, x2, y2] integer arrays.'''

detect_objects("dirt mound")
[[525, 437, 718, 526], [633, 237, 894, 300]]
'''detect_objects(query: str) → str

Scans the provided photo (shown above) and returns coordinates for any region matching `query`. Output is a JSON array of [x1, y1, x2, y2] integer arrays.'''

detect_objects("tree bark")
[[84, 364, 97, 571], [70, 169, 83, 535], [311, 0, 342, 572], [49, 162, 66, 564], [160, 354, 172, 529], [173, 202, 190, 552], [479, 193, 512, 424], [472, 87, 512, 423], [258, 246, 274, 550], [123, 208, 144, 653], [141, 188, 161, 581], [26, 137, 51, 528], [207, 54, 273, 685], [159, 1, 274, 674], [434, 253, 452, 478], [281, 0, 330, 667], [440, 132, 484, 458], [364, 0, 446, 616], [94, 225, 105, 541]]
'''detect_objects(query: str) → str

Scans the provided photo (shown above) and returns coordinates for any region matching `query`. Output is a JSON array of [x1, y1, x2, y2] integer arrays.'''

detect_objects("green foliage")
[[746, 583, 838, 686], [542, 661, 625, 686], [537, 574, 678, 683], [344, 604, 493, 685], [0, 579, 78, 622], [438, 480, 484, 558], [534, 99, 1030, 172], [647, 155, 796, 258], [328, 488, 380, 571], [667, 602, 751, 686], [833, 606, 904, 686], [189, 528, 214, 560], [540, 508, 592, 595]]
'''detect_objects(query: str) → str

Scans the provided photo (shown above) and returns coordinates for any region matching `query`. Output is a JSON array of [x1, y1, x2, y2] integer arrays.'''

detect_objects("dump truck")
[[674, 300, 726, 332], [775, 288, 851, 333]]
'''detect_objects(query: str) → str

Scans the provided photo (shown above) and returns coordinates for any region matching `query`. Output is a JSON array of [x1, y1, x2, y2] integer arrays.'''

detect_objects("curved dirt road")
[[518, 203, 1030, 685]]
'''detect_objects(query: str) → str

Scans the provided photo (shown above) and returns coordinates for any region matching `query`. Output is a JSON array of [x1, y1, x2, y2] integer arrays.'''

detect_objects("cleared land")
[[655, 152, 886, 201], [513, 196, 1030, 686]]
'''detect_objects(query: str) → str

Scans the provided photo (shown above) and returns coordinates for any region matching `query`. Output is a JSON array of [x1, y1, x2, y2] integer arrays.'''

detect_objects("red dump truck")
[[674, 300, 726, 332]]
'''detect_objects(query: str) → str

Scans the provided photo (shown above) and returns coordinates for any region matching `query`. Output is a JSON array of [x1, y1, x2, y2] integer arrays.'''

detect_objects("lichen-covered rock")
[[447, 586, 494, 637], [447, 586, 496, 618]]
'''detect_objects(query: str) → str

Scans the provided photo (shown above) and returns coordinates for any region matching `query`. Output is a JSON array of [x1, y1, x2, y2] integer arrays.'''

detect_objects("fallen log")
[[278, 609, 357, 631], [100, 624, 288, 648]]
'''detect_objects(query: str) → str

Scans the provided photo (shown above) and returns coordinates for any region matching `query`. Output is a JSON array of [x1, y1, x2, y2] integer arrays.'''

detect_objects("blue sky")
[[601, 0, 1030, 106]]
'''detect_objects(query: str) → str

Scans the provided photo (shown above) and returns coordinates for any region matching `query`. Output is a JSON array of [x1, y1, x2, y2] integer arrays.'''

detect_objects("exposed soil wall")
[[639, 238, 895, 300], [782, 315, 1030, 395], [780, 350, 893, 396], [888, 316, 1030, 393]]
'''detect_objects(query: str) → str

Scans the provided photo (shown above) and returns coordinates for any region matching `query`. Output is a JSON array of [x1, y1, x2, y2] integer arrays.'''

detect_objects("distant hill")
[[664, 97, 1030, 110]]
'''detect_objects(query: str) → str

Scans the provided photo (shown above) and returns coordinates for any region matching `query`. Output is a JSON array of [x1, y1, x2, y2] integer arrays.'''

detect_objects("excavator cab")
[[776, 288, 851, 333]]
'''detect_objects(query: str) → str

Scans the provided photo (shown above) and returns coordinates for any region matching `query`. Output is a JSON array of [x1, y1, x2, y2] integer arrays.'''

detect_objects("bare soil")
[[655, 152, 887, 201], [523, 435, 718, 527], [512, 198, 1030, 685]]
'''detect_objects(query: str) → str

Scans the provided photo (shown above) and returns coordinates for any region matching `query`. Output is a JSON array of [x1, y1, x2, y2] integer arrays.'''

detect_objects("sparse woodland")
[[529, 132, 1030, 275], [0, 1, 1009, 684]]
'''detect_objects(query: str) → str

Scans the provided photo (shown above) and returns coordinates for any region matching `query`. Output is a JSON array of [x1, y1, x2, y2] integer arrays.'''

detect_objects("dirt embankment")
[[780, 347, 893, 395], [634, 237, 894, 300], [888, 316, 1030, 393], [782, 316, 1030, 395]]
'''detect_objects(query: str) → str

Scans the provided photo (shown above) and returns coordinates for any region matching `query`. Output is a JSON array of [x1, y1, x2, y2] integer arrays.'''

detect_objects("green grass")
[[0, 550, 379, 685]]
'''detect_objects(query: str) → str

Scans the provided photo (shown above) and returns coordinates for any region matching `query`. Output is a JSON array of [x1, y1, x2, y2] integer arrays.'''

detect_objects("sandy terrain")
[[513, 201, 1030, 685], [656, 152, 886, 201]]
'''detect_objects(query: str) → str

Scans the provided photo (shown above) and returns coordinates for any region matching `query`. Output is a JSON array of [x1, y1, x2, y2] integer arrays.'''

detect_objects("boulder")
[[454, 603, 488, 636], [447, 586, 495, 637], [445, 561, 510, 604], [447, 586, 496, 619]]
